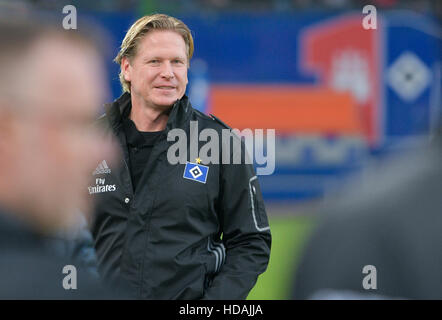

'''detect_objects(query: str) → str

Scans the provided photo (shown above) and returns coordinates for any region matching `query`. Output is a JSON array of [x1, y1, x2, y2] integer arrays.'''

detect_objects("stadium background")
[[8, 0, 441, 299]]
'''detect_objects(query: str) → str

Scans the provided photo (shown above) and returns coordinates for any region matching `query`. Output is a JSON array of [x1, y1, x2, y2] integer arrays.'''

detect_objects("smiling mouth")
[[155, 86, 176, 90]]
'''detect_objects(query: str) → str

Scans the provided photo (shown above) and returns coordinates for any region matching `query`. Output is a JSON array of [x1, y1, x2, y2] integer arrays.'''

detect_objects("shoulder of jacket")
[[93, 109, 111, 131], [209, 113, 232, 130], [94, 112, 107, 124], [191, 109, 233, 132], [190, 108, 230, 129]]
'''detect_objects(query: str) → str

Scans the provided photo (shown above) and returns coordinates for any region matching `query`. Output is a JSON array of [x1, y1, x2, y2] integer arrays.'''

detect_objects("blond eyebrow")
[[143, 55, 186, 62], [143, 56, 160, 62]]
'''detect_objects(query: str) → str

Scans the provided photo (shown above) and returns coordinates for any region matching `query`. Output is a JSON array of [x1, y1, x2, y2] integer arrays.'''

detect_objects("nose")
[[159, 61, 174, 79]]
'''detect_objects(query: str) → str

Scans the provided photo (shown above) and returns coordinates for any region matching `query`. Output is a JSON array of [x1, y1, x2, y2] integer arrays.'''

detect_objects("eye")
[[172, 59, 184, 64], [148, 59, 160, 65]]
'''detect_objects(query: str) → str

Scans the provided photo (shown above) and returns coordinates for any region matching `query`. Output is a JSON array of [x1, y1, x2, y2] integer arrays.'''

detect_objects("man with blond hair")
[[90, 14, 271, 300]]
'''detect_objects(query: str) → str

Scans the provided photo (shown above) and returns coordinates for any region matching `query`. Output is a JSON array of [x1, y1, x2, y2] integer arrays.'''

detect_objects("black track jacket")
[[90, 93, 271, 299]]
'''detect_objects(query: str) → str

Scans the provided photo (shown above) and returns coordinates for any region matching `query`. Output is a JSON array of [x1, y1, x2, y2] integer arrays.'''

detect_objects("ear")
[[121, 57, 131, 82], [184, 63, 189, 86]]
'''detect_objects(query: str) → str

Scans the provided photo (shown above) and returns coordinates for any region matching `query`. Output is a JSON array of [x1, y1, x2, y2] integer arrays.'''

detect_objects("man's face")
[[122, 30, 189, 109], [0, 36, 117, 231]]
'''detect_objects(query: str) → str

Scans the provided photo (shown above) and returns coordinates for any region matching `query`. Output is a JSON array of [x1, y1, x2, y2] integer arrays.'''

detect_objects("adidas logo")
[[93, 160, 111, 175]]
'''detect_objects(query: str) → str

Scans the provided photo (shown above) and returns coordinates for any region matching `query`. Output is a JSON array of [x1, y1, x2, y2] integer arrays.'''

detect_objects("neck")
[[129, 94, 172, 132]]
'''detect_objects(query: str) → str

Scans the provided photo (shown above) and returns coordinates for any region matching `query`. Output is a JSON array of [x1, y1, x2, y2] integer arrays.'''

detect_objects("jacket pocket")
[[171, 264, 207, 300]]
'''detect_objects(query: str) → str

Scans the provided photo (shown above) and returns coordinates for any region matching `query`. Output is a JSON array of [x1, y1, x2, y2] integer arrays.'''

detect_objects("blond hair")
[[114, 14, 194, 93]]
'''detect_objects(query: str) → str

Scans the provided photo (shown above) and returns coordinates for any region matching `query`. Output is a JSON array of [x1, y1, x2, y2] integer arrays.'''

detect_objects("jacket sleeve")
[[202, 154, 272, 300]]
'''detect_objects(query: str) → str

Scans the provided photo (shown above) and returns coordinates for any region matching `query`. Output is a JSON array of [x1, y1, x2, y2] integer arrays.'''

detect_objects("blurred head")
[[115, 14, 194, 109], [0, 19, 117, 233]]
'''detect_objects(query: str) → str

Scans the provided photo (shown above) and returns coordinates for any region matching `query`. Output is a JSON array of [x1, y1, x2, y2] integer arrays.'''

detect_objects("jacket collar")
[[104, 92, 192, 133]]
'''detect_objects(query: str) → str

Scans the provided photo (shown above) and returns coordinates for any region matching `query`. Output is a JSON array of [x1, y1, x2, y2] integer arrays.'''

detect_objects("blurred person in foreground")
[[0, 17, 119, 299], [90, 13, 271, 299], [292, 128, 442, 299]]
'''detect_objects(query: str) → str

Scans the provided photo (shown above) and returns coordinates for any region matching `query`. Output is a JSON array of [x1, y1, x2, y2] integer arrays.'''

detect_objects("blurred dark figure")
[[0, 17, 119, 299], [292, 131, 442, 299]]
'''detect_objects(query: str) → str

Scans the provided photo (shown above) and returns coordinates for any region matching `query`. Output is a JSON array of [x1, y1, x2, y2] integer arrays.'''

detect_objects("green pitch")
[[247, 215, 316, 300]]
